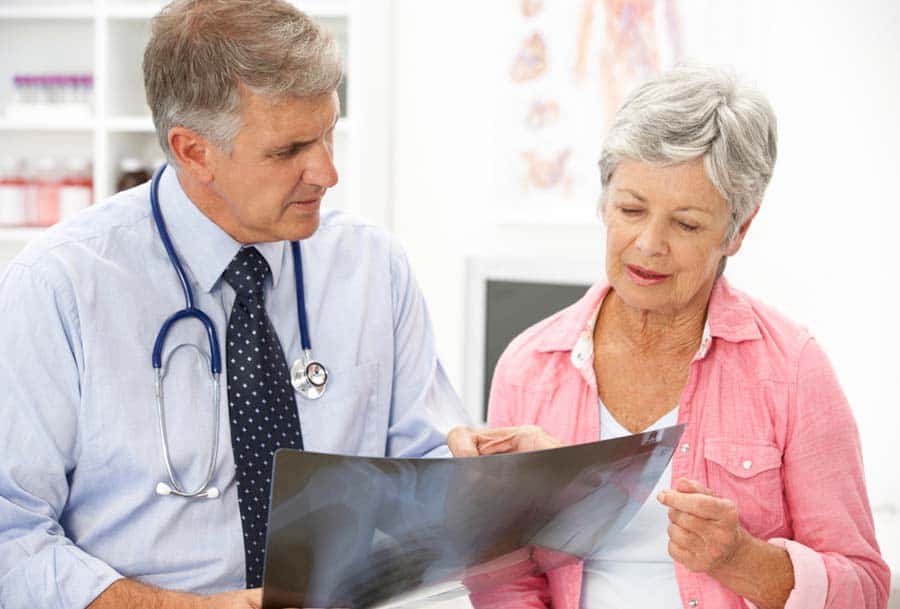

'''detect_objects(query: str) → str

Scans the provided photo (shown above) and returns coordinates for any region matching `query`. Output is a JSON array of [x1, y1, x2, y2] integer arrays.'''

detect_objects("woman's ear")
[[724, 204, 760, 257]]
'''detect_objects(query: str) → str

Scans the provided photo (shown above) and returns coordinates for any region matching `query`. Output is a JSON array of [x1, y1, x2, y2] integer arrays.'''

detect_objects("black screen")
[[483, 280, 590, 419]]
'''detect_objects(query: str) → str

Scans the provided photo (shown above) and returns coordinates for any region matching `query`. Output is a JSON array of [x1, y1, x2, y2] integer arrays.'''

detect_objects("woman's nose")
[[635, 221, 668, 256]]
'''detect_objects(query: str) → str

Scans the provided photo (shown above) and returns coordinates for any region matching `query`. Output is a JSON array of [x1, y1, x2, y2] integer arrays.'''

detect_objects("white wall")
[[390, 0, 900, 572]]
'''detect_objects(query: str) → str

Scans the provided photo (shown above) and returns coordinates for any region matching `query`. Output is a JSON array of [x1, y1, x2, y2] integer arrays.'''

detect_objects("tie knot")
[[222, 247, 270, 301]]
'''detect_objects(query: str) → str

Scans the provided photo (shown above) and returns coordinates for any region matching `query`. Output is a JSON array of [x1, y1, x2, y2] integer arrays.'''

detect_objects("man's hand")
[[198, 588, 262, 608], [657, 477, 750, 574], [447, 425, 562, 457]]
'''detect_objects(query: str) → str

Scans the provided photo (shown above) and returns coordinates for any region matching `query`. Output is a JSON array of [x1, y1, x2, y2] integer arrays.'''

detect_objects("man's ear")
[[168, 127, 215, 184], [724, 204, 760, 257]]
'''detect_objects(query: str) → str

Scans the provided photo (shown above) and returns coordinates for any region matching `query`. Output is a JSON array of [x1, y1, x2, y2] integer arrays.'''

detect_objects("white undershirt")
[[580, 402, 681, 609]]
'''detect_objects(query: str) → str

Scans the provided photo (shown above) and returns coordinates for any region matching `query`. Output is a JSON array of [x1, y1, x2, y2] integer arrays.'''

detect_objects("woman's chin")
[[611, 282, 677, 314]]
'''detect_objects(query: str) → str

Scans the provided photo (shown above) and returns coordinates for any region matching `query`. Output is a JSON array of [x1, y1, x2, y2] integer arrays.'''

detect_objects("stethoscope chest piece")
[[291, 351, 328, 400]]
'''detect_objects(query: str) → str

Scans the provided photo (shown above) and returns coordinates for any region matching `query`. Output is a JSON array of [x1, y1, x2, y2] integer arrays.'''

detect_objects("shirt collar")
[[157, 165, 287, 293], [534, 275, 761, 357]]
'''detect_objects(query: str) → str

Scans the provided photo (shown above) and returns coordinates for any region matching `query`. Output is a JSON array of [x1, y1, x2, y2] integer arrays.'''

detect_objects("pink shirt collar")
[[532, 276, 762, 357]]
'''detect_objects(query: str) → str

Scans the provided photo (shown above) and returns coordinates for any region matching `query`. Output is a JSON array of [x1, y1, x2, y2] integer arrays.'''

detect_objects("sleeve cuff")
[[742, 537, 828, 609], [1, 543, 122, 609]]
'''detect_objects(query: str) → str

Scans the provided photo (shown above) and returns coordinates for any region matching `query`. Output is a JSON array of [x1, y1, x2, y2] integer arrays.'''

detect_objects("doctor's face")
[[203, 90, 339, 243]]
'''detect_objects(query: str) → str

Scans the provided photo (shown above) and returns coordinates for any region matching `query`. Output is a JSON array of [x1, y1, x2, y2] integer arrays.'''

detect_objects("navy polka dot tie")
[[222, 246, 303, 588]]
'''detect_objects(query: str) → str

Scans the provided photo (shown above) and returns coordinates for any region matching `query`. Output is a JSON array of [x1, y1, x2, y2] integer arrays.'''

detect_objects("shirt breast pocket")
[[703, 438, 786, 539], [298, 360, 380, 455]]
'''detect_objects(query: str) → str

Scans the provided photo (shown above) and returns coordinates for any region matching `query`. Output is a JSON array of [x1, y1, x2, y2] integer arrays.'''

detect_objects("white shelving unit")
[[0, 0, 392, 252]]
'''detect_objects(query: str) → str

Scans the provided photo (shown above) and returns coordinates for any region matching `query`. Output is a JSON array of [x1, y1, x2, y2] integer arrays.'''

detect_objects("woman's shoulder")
[[711, 279, 817, 380]]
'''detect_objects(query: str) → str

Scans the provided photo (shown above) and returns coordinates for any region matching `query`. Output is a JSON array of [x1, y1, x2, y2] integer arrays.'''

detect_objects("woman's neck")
[[595, 288, 711, 358]]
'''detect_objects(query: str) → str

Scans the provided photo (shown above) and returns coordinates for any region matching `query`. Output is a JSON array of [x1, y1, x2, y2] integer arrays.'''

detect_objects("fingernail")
[[657, 491, 666, 502]]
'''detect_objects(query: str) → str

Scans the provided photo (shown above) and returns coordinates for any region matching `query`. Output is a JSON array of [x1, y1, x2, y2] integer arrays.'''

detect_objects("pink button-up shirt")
[[471, 277, 890, 609]]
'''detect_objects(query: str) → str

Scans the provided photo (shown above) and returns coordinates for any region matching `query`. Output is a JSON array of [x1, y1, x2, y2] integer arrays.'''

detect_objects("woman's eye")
[[620, 207, 642, 215], [677, 221, 699, 232]]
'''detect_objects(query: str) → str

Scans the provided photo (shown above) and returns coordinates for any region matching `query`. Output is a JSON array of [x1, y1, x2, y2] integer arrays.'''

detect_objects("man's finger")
[[447, 426, 480, 457], [477, 432, 519, 449]]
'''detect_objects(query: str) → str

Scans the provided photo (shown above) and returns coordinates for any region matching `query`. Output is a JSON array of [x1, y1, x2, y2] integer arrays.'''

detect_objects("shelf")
[[0, 117, 95, 132], [105, 116, 155, 133], [0, 227, 45, 242], [0, 4, 94, 19], [0, 0, 365, 210]]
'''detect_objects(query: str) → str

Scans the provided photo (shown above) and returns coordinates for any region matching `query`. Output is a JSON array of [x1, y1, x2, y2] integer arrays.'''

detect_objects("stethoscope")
[[150, 163, 328, 499]]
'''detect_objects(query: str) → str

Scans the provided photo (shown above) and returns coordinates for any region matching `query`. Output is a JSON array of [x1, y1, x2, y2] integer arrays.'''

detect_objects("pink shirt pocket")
[[703, 438, 786, 539]]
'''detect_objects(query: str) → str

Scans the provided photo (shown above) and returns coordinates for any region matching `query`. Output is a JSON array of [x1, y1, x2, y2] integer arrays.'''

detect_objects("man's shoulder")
[[311, 209, 402, 261], [315, 208, 390, 239], [12, 183, 154, 272]]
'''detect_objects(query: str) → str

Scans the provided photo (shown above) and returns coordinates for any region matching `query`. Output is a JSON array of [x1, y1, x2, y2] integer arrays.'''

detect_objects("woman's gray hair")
[[143, 0, 343, 161], [599, 64, 777, 243]]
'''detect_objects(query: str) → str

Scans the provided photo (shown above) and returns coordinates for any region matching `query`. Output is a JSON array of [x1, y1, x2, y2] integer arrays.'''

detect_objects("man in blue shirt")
[[0, 1, 478, 607]]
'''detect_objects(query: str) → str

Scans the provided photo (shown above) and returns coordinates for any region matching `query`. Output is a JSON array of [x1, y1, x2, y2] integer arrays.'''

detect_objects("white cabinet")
[[0, 0, 391, 253]]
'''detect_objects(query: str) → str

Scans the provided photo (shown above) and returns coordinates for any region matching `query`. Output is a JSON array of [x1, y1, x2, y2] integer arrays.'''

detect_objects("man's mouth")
[[290, 198, 321, 208]]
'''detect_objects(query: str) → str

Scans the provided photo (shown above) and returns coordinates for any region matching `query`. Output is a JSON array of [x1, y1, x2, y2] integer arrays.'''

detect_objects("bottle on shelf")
[[59, 157, 93, 221], [116, 158, 151, 192], [6, 73, 94, 121], [30, 157, 62, 227], [0, 157, 28, 227]]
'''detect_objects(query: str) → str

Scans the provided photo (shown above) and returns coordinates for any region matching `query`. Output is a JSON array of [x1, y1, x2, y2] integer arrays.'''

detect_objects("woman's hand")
[[447, 425, 562, 457], [658, 478, 795, 609], [657, 477, 750, 574]]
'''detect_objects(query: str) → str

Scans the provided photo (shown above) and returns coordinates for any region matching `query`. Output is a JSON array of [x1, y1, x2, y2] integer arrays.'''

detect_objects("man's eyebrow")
[[266, 139, 311, 155], [268, 114, 340, 153]]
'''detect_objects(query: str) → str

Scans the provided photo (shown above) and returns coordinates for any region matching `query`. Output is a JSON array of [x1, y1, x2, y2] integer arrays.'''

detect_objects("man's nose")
[[301, 141, 338, 189]]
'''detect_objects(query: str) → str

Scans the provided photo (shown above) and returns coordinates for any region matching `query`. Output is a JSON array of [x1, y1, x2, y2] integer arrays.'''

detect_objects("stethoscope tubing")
[[148, 163, 323, 499], [149, 164, 222, 375], [290, 241, 312, 352]]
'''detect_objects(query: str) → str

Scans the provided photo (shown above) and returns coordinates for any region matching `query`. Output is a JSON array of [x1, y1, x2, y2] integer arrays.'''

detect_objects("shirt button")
[[688, 600, 699, 608], [680, 443, 690, 453], [742, 460, 752, 470]]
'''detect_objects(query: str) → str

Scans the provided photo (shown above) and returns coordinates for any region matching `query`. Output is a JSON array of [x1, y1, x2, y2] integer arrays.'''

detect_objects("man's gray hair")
[[599, 64, 778, 242], [144, 0, 343, 161]]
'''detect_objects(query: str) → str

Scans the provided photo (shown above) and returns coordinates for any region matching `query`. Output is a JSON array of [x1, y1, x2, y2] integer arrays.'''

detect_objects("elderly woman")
[[468, 66, 890, 609]]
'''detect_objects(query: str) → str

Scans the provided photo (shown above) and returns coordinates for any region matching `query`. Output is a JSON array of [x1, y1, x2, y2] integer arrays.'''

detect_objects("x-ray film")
[[261, 424, 684, 609]]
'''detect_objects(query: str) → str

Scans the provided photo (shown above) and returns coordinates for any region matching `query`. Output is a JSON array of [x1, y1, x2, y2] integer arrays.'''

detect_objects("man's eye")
[[620, 207, 642, 215], [677, 221, 699, 232]]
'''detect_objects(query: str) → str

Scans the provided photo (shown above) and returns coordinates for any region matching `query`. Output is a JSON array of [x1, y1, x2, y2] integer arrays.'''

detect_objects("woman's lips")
[[626, 264, 669, 286]]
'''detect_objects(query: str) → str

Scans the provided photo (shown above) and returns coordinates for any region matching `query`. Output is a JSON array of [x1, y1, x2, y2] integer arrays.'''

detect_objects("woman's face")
[[602, 159, 749, 316]]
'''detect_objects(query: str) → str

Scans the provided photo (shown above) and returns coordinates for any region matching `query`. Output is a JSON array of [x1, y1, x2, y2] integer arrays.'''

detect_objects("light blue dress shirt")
[[0, 166, 470, 608]]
